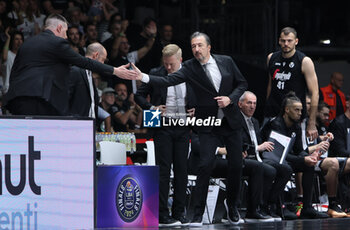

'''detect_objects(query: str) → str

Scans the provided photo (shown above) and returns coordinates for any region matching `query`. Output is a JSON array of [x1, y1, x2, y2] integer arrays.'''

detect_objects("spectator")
[[66, 6, 85, 34], [84, 22, 98, 47], [7, 0, 36, 39], [106, 33, 155, 93], [100, 12, 123, 42], [1, 28, 23, 94], [160, 24, 173, 47], [30, 0, 46, 33], [98, 87, 116, 132], [67, 25, 85, 55], [128, 17, 162, 73], [320, 72, 346, 122], [88, 0, 118, 39], [42, 0, 63, 15], [112, 82, 142, 132]]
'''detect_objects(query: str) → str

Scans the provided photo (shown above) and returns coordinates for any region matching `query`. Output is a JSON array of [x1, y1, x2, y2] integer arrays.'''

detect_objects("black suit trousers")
[[192, 118, 243, 217], [264, 159, 315, 208], [153, 126, 190, 218]]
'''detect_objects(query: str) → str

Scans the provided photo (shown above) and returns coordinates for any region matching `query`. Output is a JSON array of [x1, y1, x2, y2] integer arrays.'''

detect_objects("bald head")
[[330, 72, 344, 91], [86, 43, 107, 64]]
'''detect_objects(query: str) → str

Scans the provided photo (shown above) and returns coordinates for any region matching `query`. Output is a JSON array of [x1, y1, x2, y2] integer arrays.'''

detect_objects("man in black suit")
[[4, 14, 136, 116], [68, 43, 106, 118], [135, 44, 195, 227], [237, 91, 279, 221], [130, 32, 248, 226]]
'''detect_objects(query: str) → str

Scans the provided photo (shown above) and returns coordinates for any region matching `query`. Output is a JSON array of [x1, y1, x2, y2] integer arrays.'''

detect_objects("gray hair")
[[44, 14, 68, 30], [190, 31, 211, 45], [239, 91, 256, 102]]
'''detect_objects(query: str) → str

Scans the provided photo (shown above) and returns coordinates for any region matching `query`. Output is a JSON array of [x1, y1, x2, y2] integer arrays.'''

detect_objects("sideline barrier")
[[0, 116, 95, 230]]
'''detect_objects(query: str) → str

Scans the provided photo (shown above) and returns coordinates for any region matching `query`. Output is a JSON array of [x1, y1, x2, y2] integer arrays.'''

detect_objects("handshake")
[[113, 63, 143, 81]]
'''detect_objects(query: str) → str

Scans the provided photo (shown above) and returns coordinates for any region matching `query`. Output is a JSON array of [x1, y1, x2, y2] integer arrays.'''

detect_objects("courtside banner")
[[0, 117, 94, 230], [97, 165, 159, 228]]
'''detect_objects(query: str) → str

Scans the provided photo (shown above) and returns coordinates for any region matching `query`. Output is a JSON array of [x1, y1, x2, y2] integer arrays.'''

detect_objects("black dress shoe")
[[224, 199, 244, 225], [159, 215, 181, 227], [300, 207, 329, 219], [245, 210, 275, 223]]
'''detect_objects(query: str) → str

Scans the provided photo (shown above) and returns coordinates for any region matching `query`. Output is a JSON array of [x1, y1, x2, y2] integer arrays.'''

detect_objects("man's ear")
[[93, 52, 99, 59], [57, 24, 62, 33], [295, 38, 299, 46]]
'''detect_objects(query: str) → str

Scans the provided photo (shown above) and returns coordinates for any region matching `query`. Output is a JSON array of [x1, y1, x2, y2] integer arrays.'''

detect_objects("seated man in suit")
[[236, 91, 280, 221], [261, 92, 329, 219]]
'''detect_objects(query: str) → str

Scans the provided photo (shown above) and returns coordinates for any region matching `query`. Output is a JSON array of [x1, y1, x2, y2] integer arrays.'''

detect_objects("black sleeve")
[[329, 120, 350, 157], [56, 39, 114, 75], [135, 82, 153, 110]]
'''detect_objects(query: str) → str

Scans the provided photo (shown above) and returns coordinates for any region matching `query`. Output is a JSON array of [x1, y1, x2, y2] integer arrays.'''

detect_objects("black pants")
[[212, 158, 276, 212], [7, 96, 59, 116], [264, 159, 315, 208], [153, 126, 190, 218], [192, 120, 243, 218]]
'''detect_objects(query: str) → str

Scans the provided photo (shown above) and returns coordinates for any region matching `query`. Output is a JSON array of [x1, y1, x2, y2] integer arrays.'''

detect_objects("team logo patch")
[[143, 109, 161, 127], [289, 62, 295, 68], [116, 175, 143, 222]]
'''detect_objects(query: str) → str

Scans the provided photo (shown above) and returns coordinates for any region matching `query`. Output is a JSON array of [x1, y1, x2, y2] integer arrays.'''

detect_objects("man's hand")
[[187, 108, 195, 117], [130, 63, 143, 80], [315, 141, 330, 153], [155, 105, 166, 115], [324, 132, 334, 141], [257, 141, 274, 152], [242, 151, 248, 159], [311, 149, 323, 160], [217, 147, 227, 155], [304, 155, 318, 166], [214, 96, 231, 108], [306, 122, 318, 141], [113, 63, 138, 80]]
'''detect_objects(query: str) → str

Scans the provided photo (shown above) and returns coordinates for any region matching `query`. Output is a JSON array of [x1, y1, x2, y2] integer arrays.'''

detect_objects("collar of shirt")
[[240, 111, 252, 122], [205, 55, 216, 65]]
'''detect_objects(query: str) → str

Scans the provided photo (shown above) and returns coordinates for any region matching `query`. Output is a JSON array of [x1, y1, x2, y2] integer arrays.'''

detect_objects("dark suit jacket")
[[5, 30, 114, 115], [147, 55, 248, 131], [135, 65, 196, 110], [68, 66, 99, 117], [328, 114, 350, 157], [239, 113, 262, 158]]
